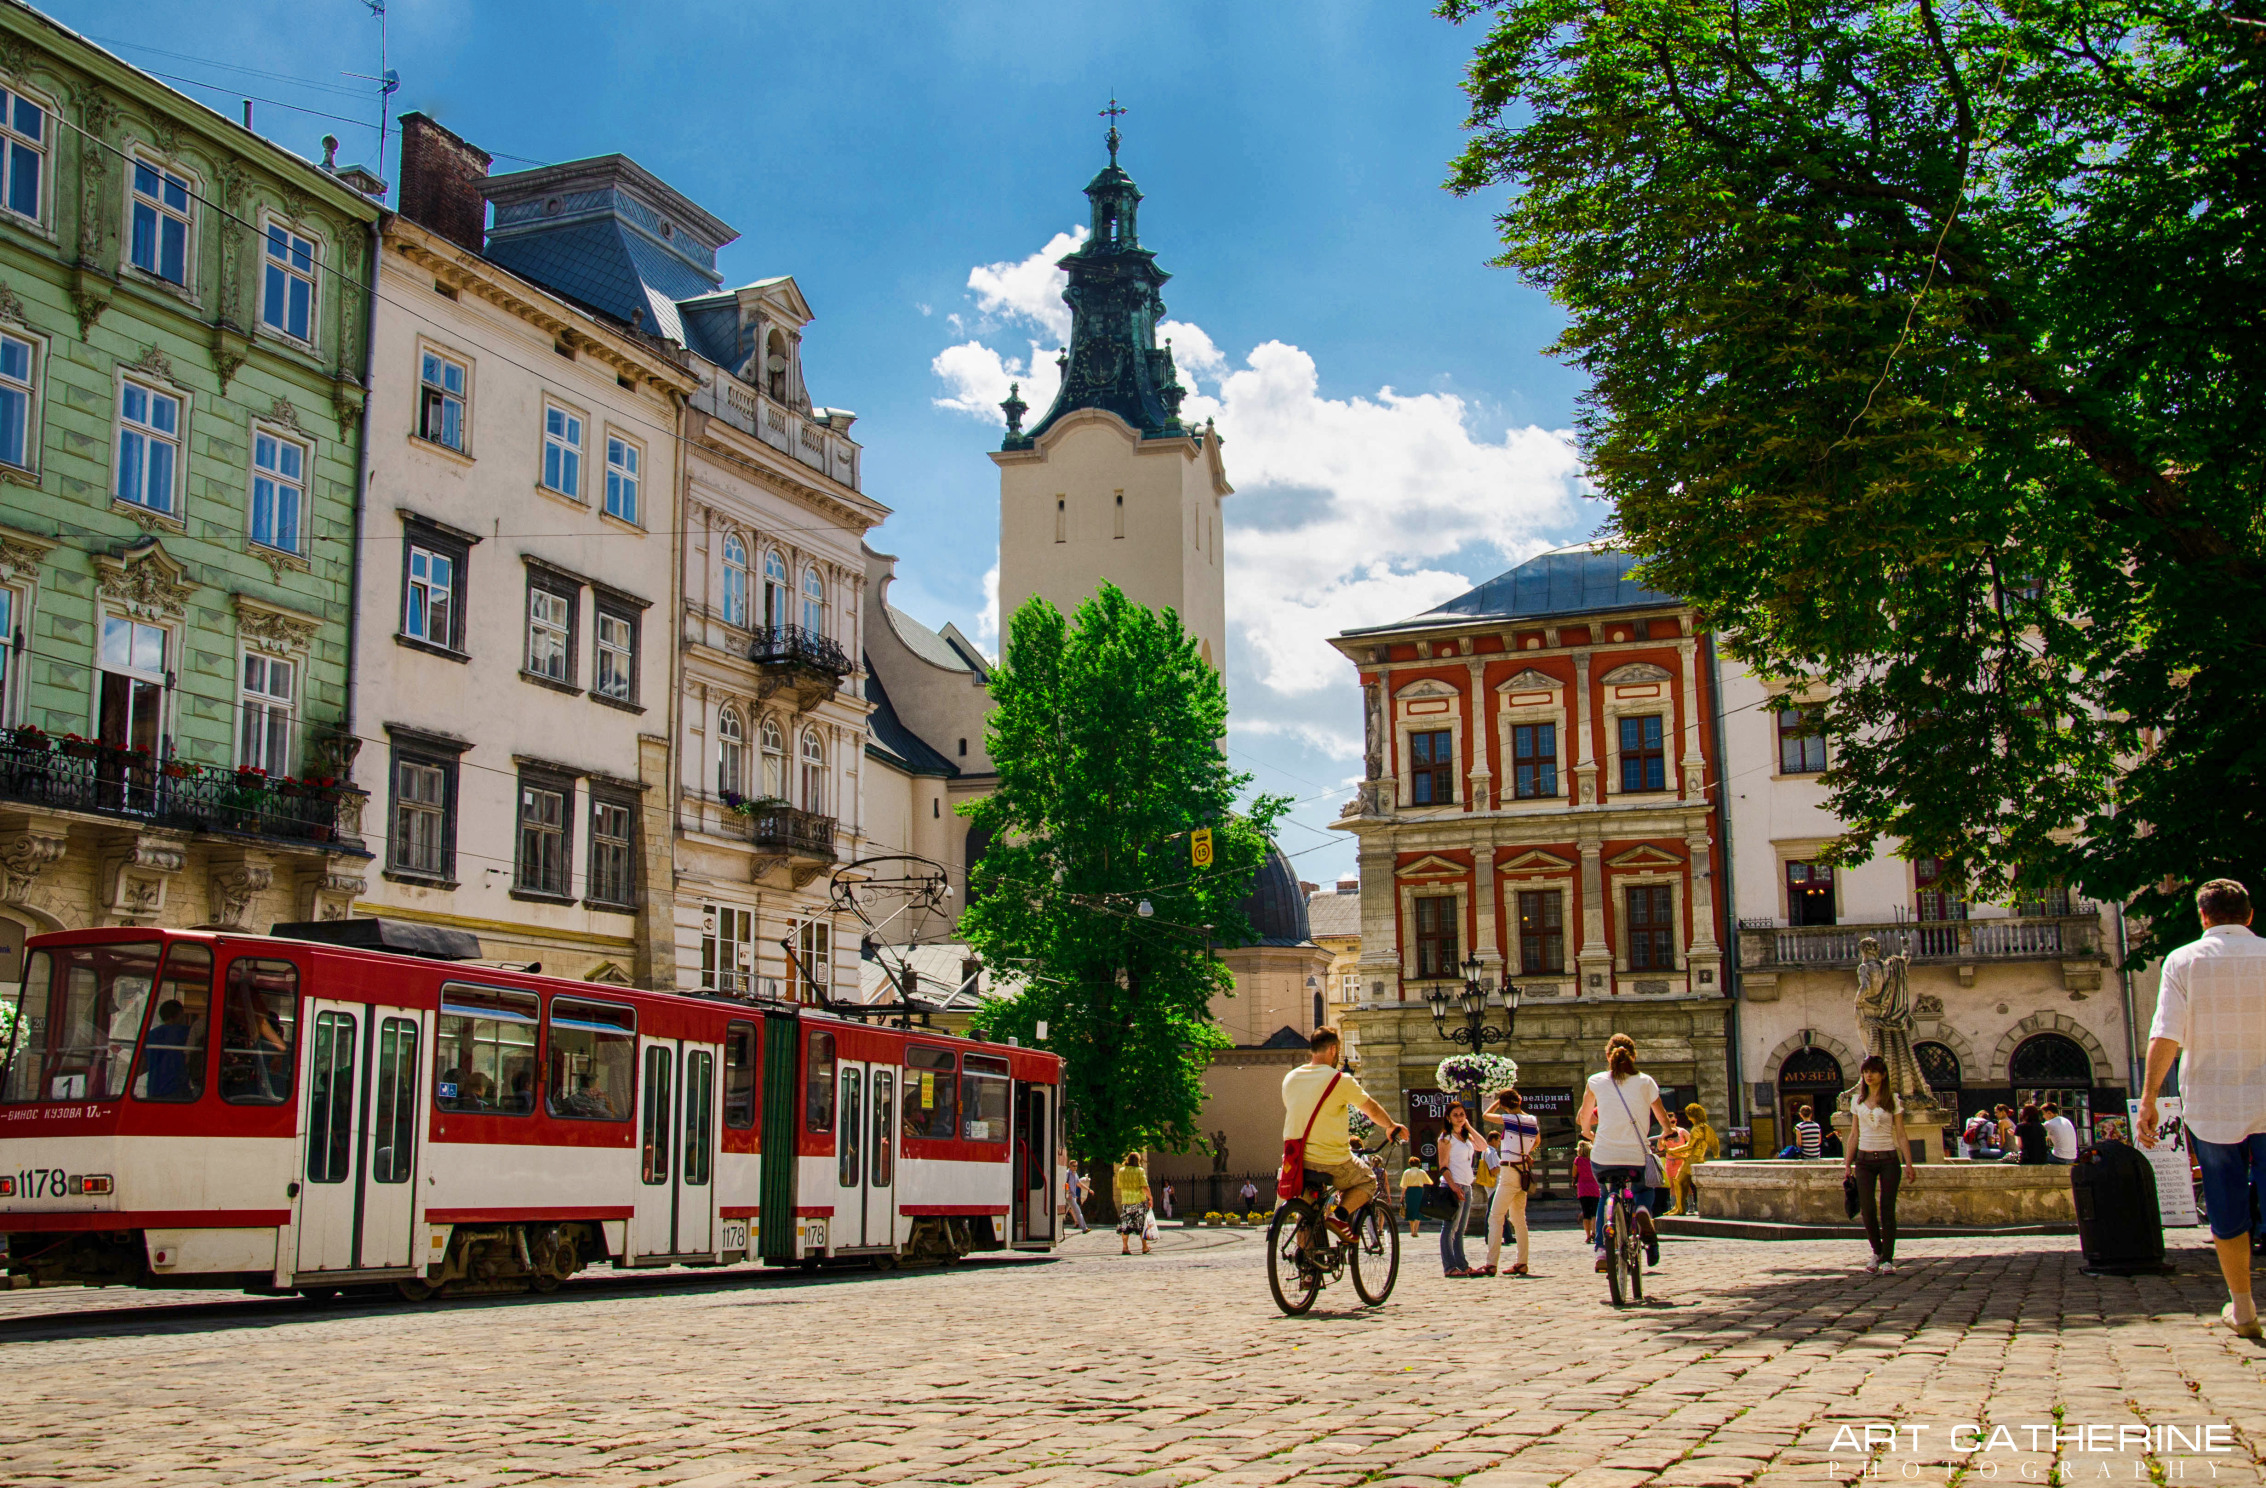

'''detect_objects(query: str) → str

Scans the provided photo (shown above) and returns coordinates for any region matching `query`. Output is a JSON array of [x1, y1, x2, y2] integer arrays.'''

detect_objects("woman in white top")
[[1436, 1102, 1486, 1277], [1845, 1053, 1917, 1274], [1576, 1033, 1673, 1270], [1484, 1088, 1542, 1277]]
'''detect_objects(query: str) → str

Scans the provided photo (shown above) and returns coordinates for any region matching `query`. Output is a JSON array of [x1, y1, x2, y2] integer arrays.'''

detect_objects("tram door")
[[1011, 1081, 1056, 1243], [296, 999, 428, 1275], [830, 1060, 899, 1249], [633, 1036, 721, 1260]]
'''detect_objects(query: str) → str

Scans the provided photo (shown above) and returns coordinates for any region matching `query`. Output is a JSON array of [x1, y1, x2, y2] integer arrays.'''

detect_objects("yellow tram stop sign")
[[1191, 826, 1213, 868]]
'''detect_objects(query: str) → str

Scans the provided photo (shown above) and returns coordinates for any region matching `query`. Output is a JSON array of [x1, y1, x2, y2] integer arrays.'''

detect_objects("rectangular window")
[[959, 1052, 1010, 1143], [238, 653, 294, 777], [903, 1044, 956, 1140], [804, 1027, 836, 1133], [434, 985, 538, 1114], [1517, 889, 1565, 976], [1413, 895, 1458, 979], [595, 607, 636, 702], [0, 942, 158, 1103], [133, 942, 212, 1103], [526, 579, 573, 683], [261, 222, 316, 342], [218, 957, 298, 1105], [0, 87, 45, 222], [605, 436, 639, 523], [587, 794, 634, 907], [418, 350, 466, 449], [516, 776, 570, 896], [542, 404, 582, 498], [1786, 861, 1836, 927], [1914, 857, 1964, 924], [1778, 706, 1827, 774], [787, 917, 831, 1004], [549, 997, 634, 1122], [371, 1016, 419, 1182], [1409, 729, 1454, 806], [723, 1020, 757, 1129], [701, 904, 754, 994], [1625, 885, 1675, 971], [129, 159, 191, 284], [871, 1070, 893, 1186], [683, 1048, 713, 1186], [1617, 715, 1667, 793], [249, 431, 306, 553], [390, 752, 454, 878], [0, 330, 36, 469], [116, 380, 182, 514], [1512, 722, 1558, 799], [98, 615, 167, 762], [305, 1008, 356, 1183], [400, 520, 469, 652], [642, 1043, 673, 1184], [836, 1065, 863, 1186]]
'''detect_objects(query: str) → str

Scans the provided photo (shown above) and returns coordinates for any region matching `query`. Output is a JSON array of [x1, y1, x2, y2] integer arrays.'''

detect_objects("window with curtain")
[[799, 730, 826, 814], [720, 533, 749, 626]]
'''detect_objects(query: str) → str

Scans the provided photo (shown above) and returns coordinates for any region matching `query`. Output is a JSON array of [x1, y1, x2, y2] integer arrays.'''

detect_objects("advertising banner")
[[2129, 1096, 2199, 1226]]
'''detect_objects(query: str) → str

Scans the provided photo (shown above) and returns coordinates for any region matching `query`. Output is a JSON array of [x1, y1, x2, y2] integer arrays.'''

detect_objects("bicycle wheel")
[[1350, 1200, 1399, 1306], [1623, 1204, 1646, 1304], [1267, 1199, 1323, 1316], [1605, 1199, 1629, 1308]]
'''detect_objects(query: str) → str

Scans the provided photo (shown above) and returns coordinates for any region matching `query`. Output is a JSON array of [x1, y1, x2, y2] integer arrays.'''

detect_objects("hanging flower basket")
[[1436, 1053, 1520, 1096]]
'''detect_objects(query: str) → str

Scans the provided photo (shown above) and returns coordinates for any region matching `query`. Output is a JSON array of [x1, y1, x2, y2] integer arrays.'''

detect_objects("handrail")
[[0, 727, 362, 848], [747, 624, 852, 678]]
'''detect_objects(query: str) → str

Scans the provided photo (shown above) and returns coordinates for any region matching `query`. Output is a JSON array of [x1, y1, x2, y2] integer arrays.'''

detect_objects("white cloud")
[[928, 232, 1588, 768], [975, 564, 1001, 649]]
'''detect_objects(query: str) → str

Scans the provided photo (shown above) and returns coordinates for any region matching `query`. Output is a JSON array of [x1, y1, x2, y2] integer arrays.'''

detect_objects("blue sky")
[[52, 0, 1600, 885]]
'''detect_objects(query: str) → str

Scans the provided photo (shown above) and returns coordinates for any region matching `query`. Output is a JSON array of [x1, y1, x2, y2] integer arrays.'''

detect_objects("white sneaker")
[[1864, 1260, 1880, 1275], [1879, 1261, 1897, 1275]]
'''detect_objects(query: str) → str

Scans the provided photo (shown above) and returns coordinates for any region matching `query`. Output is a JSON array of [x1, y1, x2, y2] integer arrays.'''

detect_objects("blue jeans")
[[1438, 1184, 1473, 1272], [1594, 1165, 1650, 1250], [2193, 1133, 2266, 1242]]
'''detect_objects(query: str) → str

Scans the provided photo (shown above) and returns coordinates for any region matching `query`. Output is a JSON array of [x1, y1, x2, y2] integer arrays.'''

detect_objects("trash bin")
[[2071, 1140, 2165, 1275]]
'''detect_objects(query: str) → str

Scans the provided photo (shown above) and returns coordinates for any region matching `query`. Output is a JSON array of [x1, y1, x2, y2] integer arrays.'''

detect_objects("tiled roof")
[[1346, 544, 1680, 635], [1304, 891, 1360, 940]]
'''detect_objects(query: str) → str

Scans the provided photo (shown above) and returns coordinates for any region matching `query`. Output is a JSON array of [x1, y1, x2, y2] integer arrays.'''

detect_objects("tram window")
[[546, 997, 635, 1122], [641, 1043, 672, 1184], [961, 1053, 1010, 1144], [306, 1010, 357, 1184], [218, 959, 299, 1106], [837, 1066, 863, 1187], [804, 1029, 835, 1133], [683, 1049, 714, 1186], [903, 1045, 957, 1140], [133, 943, 212, 1103], [871, 1070, 894, 1187], [0, 942, 159, 1103], [435, 985, 539, 1114], [372, 1017, 419, 1183], [722, 1021, 757, 1130]]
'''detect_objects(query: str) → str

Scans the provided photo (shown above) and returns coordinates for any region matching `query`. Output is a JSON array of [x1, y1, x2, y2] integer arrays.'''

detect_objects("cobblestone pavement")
[[0, 1223, 2261, 1488]]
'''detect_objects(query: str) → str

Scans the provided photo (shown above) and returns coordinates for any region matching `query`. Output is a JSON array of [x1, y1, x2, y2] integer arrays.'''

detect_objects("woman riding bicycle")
[[1576, 1033, 1672, 1274]]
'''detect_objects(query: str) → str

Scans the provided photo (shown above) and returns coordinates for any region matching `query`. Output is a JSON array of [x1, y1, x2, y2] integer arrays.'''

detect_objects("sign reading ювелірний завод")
[[1822, 1423, 2237, 1480]]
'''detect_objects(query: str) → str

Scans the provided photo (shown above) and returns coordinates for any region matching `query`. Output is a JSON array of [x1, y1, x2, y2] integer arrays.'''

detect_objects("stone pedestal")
[[1699, 1159, 2075, 1227]]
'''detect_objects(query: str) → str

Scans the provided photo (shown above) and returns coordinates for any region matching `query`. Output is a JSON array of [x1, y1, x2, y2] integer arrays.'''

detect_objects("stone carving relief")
[[297, 867, 366, 922], [264, 396, 311, 437], [125, 344, 181, 386], [102, 833, 187, 924], [1600, 661, 1674, 686], [0, 279, 27, 326], [234, 598, 319, 653], [1362, 681, 1384, 781], [95, 541, 197, 621], [205, 858, 274, 931], [0, 827, 68, 904], [1497, 668, 1562, 693], [0, 530, 54, 584]]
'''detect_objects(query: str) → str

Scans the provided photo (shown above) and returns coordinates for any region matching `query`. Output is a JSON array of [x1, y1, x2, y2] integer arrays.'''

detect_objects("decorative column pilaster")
[[1678, 638, 1705, 798], [1577, 831, 1612, 999], [1464, 659, 1491, 812], [0, 816, 70, 908], [1572, 649, 1598, 806], [1355, 836, 1401, 1003], [1472, 843, 1500, 979]]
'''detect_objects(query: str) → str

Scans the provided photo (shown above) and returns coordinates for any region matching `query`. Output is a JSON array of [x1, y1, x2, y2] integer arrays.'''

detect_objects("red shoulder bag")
[[1277, 1071, 1344, 1201]]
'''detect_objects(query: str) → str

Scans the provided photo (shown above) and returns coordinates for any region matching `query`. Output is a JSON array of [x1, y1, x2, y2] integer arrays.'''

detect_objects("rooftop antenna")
[[343, 1, 399, 200], [1100, 95, 1126, 165]]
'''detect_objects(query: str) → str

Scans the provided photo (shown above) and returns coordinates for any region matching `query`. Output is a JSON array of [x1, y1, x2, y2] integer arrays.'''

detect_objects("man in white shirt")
[[2042, 1103, 2080, 1163], [2140, 878, 2266, 1339]]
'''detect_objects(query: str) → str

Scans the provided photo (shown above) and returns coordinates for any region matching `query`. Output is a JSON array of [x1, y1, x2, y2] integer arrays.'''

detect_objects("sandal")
[[1510, 1263, 1529, 1277]]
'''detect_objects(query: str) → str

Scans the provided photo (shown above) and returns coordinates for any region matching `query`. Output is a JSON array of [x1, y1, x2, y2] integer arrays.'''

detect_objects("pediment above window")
[[1394, 854, 1468, 880], [1600, 662, 1673, 686], [1608, 844, 1685, 870], [1498, 848, 1575, 874], [1495, 668, 1563, 694], [1395, 678, 1459, 701]]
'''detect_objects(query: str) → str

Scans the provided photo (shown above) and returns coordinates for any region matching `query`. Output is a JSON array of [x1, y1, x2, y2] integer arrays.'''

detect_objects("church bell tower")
[[991, 110, 1232, 670]]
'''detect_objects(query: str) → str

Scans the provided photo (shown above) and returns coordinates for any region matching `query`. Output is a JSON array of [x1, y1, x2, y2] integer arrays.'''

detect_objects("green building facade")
[[0, 5, 380, 957]]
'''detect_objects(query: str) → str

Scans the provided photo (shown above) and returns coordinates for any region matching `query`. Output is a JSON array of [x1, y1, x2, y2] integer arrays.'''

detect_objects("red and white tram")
[[0, 922, 1061, 1297]]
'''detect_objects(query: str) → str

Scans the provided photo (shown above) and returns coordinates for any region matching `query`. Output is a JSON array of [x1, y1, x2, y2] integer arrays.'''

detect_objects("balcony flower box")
[[59, 734, 99, 760]]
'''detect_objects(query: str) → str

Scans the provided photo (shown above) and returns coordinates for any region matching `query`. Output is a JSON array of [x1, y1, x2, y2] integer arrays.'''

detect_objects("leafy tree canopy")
[[959, 584, 1289, 1165], [1444, 0, 2265, 960]]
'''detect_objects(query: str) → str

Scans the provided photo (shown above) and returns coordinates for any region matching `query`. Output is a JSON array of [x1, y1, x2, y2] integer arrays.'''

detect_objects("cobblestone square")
[[0, 1223, 2260, 1487]]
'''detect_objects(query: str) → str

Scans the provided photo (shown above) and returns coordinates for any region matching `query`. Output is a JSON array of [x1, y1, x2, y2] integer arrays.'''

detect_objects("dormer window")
[[765, 330, 789, 402]]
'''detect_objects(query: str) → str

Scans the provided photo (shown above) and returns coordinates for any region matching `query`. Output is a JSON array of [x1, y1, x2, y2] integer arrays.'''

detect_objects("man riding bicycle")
[[1282, 1028, 1408, 1238]]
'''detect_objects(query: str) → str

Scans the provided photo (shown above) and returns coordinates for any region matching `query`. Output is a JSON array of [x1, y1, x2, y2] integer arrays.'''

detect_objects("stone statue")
[[1361, 681, 1385, 782], [1840, 936, 1937, 1117], [1210, 1131, 1229, 1175]]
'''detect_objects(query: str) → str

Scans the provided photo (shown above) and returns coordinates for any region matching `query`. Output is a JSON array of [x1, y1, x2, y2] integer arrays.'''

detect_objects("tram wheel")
[[395, 1276, 436, 1303]]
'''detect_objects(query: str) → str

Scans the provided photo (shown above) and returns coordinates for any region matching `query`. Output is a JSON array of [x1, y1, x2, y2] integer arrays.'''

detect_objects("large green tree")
[[960, 584, 1288, 1165], [1444, 0, 2266, 959]]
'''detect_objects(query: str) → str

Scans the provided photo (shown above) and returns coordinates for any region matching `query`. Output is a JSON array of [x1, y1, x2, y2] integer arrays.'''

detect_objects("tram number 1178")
[[720, 1220, 749, 1252], [4, 1168, 70, 1199]]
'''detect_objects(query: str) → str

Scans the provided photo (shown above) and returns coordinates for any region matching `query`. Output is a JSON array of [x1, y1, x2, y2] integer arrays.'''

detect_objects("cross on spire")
[[1101, 96, 1127, 164]]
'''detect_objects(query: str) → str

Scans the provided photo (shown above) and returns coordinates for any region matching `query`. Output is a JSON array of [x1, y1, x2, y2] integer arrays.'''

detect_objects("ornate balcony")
[[748, 625, 852, 709], [0, 726, 366, 851], [707, 796, 837, 887], [1737, 911, 2105, 995]]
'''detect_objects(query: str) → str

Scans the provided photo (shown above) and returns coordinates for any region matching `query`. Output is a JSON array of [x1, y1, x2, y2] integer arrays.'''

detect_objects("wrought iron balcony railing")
[[1739, 911, 2099, 969], [747, 625, 852, 679], [0, 727, 364, 849], [734, 801, 837, 862]]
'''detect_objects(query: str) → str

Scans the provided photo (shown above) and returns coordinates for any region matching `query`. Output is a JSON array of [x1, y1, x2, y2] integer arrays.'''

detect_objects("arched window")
[[762, 550, 790, 630], [721, 533, 749, 627], [717, 706, 745, 797], [801, 567, 826, 636], [759, 718, 785, 800], [799, 728, 826, 814], [2008, 1033, 2091, 1085], [1915, 1041, 1963, 1094]]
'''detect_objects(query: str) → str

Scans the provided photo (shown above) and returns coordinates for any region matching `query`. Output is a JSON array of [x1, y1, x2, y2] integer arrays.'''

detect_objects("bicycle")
[[1266, 1137, 1402, 1316], [1599, 1169, 1649, 1307]]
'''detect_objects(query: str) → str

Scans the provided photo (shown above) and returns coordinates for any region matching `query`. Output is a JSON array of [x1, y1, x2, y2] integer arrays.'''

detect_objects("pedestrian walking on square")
[[1238, 1176, 1259, 1214], [1437, 1101, 1484, 1277], [1795, 1105, 1824, 1160], [1574, 1140, 1601, 1242], [1401, 1163, 1430, 1238], [1160, 1181, 1175, 1220], [2042, 1103, 2080, 1163], [1115, 1153, 1153, 1255], [1846, 1054, 1916, 1274], [2140, 877, 2266, 1339], [1060, 1154, 1089, 1234], [1656, 1110, 1689, 1217], [1484, 1088, 1539, 1277], [1679, 1104, 1720, 1215]]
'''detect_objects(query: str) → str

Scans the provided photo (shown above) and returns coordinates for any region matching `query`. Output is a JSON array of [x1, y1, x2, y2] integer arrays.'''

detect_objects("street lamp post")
[[1427, 955, 1525, 1109]]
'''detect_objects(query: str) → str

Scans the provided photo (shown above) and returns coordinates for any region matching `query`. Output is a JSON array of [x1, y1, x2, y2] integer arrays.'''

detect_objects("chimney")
[[1298, 880, 1319, 898], [1336, 877, 1357, 895], [396, 112, 491, 254]]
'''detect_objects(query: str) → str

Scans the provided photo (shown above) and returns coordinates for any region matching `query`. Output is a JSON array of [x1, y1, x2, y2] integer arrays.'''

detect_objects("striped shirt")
[[1795, 1120, 1823, 1159]]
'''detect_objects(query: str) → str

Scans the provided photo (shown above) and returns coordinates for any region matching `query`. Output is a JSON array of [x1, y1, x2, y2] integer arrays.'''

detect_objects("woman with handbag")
[[1845, 1054, 1917, 1273], [1114, 1152, 1153, 1256], [1484, 1088, 1541, 1277], [1576, 1033, 1673, 1274], [1437, 1102, 1485, 1277]]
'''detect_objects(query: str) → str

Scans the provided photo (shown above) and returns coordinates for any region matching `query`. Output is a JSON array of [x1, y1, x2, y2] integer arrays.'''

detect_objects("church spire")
[[1003, 109, 1188, 450]]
